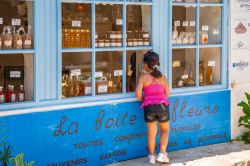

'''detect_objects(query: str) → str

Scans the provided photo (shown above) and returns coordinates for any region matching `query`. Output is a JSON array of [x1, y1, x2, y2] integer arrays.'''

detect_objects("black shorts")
[[144, 104, 170, 123]]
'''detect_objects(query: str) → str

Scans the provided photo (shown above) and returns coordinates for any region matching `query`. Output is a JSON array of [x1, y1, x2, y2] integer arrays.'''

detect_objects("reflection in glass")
[[172, 6, 196, 45], [95, 4, 123, 48], [200, 6, 222, 44], [172, 49, 196, 88], [126, 50, 148, 92], [126, 5, 151, 47], [199, 48, 221, 86], [0, 54, 34, 103], [62, 53, 92, 98], [96, 51, 123, 95], [0, 0, 34, 50], [62, 3, 92, 48]]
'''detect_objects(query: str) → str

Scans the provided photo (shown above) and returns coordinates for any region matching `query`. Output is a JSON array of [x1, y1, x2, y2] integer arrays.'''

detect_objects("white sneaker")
[[156, 152, 169, 164], [148, 154, 156, 165]]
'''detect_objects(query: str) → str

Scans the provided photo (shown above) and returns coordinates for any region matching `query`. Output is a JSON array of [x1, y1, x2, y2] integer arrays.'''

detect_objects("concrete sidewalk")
[[107, 142, 250, 166]]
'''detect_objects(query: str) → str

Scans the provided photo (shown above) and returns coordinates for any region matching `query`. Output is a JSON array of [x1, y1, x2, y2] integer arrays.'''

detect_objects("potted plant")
[[0, 144, 12, 166]]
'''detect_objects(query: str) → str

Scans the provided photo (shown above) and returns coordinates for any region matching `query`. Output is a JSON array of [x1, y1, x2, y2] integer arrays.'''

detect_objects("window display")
[[0, 0, 34, 50], [0, 54, 34, 104]]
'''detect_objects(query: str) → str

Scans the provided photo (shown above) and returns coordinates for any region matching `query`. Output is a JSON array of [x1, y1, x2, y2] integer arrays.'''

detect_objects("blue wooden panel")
[[0, 90, 230, 165]]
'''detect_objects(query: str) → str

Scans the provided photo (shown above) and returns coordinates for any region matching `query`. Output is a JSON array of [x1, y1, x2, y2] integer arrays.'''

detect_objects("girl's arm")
[[164, 76, 170, 98], [136, 75, 144, 101]]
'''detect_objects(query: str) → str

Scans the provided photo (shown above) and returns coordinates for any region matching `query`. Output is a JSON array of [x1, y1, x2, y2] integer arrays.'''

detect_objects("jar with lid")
[[116, 31, 122, 39], [109, 31, 116, 39], [95, 39, 99, 48], [127, 31, 133, 39], [132, 39, 138, 46], [111, 39, 117, 47], [138, 39, 143, 46], [98, 39, 105, 47], [13, 27, 24, 49], [2, 26, 12, 49], [116, 39, 122, 47], [127, 39, 133, 47], [104, 39, 111, 47], [23, 25, 32, 49], [143, 38, 150, 46]]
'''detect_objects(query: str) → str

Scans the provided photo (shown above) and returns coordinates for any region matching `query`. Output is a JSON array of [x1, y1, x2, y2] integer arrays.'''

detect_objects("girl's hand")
[[135, 75, 144, 101]]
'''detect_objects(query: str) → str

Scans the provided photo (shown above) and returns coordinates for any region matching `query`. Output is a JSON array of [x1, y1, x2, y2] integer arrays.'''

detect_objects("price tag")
[[98, 85, 108, 93], [213, 29, 219, 35], [95, 71, 103, 78], [116, 19, 123, 25], [11, 19, 21, 26], [181, 74, 189, 79], [190, 21, 195, 27], [174, 21, 181, 27], [70, 69, 81, 76], [85, 87, 92, 95], [172, 61, 181, 67], [10, 71, 21, 78], [208, 61, 216, 67], [0, 18, 3, 25], [72, 20, 81, 27], [183, 21, 189, 27], [202, 25, 209, 31], [114, 70, 123, 76]]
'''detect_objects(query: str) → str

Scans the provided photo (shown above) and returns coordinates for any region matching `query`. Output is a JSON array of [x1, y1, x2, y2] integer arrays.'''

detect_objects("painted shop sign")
[[234, 0, 250, 12], [0, 90, 230, 166]]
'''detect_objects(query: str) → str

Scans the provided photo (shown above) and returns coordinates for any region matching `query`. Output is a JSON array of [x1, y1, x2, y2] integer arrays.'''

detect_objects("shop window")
[[0, 54, 34, 103], [170, 0, 226, 92]]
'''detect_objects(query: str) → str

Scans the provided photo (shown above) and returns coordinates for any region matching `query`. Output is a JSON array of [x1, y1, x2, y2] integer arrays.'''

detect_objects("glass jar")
[[109, 31, 116, 39], [132, 39, 138, 46], [111, 39, 117, 47], [127, 39, 133, 47], [116, 31, 122, 39], [116, 39, 122, 47], [98, 39, 105, 47], [75, 29, 81, 48], [2, 26, 12, 49], [104, 39, 111, 47], [23, 25, 32, 49], [138, 39, 143, 46], [143, 38, 150, 46]]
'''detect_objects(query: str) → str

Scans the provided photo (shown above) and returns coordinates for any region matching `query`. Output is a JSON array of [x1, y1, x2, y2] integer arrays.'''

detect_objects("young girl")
[[136, 51, 170, 164]]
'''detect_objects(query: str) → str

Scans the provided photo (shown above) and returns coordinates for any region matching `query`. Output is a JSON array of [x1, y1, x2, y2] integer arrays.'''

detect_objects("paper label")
[[190, 21, 195, 27], [0, 18, 3, 25], [213, 29, 219, 35], [108, 81, 113, 87], [10, 71, 21, 78], [18, 93, 24, 102], [114, 70, 123, 76], [98, 85, 108, 93], [181, 74, 189, 79], [127, 70, 133, 76], [202, 25, 209, 31], [172, 61, 181, 67], [85, 87, 91, 95], [0, 95, 4, 103], [24, 40, 31, 45], [208, 61, 216, 67], [72, 20, 81, 27], [4, 41, 12, 46], [70, 69, 81, 76], [12, 19, 21, 26], [183, 21, 189, 27], [11, 94, 16, 102], [174, 21, 181, 27], [17, 40, 22, 45], [95, 72, 103, 78], [116, 19, 123, 25]]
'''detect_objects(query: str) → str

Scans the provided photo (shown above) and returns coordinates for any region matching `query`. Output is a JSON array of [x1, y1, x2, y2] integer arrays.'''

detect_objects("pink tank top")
[[141, 75, 170, 109]]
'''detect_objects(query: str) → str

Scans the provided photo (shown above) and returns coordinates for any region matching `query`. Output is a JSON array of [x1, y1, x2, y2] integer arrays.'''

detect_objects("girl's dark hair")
[[143, 51, 162, 78]]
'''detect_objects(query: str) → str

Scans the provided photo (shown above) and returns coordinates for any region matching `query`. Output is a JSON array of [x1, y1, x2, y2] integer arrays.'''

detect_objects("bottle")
[[205, 62, 213, 85], [0, 86, 5, 103], [199, 61, 205, 86], [17, 85, 25, 102], [6, 85, 16, 103]]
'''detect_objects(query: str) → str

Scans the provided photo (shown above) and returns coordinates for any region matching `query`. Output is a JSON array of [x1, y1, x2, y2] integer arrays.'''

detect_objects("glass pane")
[[62, 3, 92, 48], [0, 54, 34, 103], [172, 6, 196, 45], [172, 49, 196, 88], [127, 5, 151, 47], [96, 51, 123, 95], [62, 52, 92, 98], [199, 6, 222, 44], [199, 48, 221, 86], [200, 0, 222, 3], [173, 0, 196, 2], [126, 50, 148, 93], [95, 4, 123, 48], [0, 0, 34, 50], [127, 0, 152, 2]]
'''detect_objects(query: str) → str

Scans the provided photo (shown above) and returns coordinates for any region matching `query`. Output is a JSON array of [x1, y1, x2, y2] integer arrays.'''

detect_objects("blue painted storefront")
[[0, 90, 230, 165]]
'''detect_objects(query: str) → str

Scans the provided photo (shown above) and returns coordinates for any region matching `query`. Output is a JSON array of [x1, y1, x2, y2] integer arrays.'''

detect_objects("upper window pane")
[[200, 0, 222, 3], [127, 0, 152, 2], [0, 0, 34, 50], [62, 3, 92, 48], [172, 6, 196, 45], [95, 4, 123, 48], [199, 6, 222, 44], [127, 5, 151, 47]]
